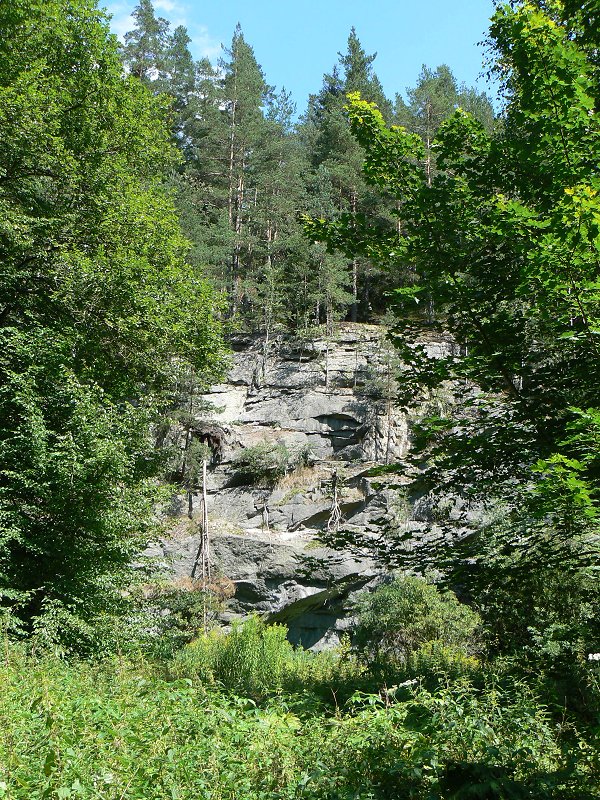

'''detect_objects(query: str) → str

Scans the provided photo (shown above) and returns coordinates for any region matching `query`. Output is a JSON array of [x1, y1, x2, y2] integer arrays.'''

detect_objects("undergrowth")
[[1, 617, 598, 800]]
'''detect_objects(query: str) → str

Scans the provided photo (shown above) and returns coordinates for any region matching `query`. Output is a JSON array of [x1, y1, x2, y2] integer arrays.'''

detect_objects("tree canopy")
[[305, 0, 600, 666], [0, 0, 223, 648]]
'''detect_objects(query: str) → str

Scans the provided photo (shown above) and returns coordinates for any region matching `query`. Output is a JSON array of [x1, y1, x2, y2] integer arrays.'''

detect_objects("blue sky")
[[103, 0, 498, 112]]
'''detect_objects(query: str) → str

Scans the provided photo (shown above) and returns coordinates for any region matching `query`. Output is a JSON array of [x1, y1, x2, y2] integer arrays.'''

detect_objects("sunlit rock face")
[[150, 323, 457, 648], [202, 324, 413, 463]]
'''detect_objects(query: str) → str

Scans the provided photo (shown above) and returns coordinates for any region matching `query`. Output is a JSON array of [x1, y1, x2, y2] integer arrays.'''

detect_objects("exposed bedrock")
[[151, 324, 458, 648]]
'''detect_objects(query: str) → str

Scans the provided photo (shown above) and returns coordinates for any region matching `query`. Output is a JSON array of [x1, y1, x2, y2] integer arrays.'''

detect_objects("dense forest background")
[[119, 0, 495, 333]]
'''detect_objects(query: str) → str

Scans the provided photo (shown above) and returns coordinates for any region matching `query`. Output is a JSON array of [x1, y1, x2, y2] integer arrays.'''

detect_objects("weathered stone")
[[150, 527, 378, 648], [154, 324, 457, 648]]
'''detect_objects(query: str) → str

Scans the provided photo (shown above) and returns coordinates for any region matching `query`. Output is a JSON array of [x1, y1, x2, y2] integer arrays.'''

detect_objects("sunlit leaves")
[[0, 0, 224, 647]]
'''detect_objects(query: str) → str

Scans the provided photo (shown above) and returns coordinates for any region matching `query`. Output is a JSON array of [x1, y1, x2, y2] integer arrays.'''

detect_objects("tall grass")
[[1, 620, 597, 799]]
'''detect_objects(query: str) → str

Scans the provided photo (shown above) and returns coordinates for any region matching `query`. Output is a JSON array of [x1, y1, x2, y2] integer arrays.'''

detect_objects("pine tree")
[[172, 25, 274, 324], [173, 54, 233, 296], [163, 25, 196, 114], [340, 28, 392, 119], [395, 65, 495, 184], [121, 0, 170, 85], [245, 90, 302, 337], [220, 25, 272, 317], [302, 28, 393, 323]]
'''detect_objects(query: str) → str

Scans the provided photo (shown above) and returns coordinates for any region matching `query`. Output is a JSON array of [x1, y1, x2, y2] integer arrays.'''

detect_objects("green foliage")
[[395, 64, 495, 185], [3, 4, 600, 794], [233, 441, 312, 486], [0, 338, 157, 651], [172, 616, 295, 698], [0, 645, 307, 799], [300, 29, 395, 324], [0, 0, 224, 648], [126, 575, 234, 658], [171, 616, 365, 703], [443, 515, 600, 692], [120, 0, 170, 83], [119, 6, 495, 332], [1, 640, 597, 799], [309, 3, 600, 508], [354, 576, 481, 666], [307, 1, 600, 701]]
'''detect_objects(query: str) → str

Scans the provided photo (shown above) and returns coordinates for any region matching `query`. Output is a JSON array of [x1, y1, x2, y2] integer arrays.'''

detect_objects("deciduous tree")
[[0, 0, 223, 648], [306, 0, 600, 668]]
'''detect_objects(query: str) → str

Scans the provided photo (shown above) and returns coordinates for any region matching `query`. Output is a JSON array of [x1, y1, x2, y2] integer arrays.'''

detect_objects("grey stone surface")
[[152, 527, 378, 648], [199, 324, 418, 464], [155, 324, 456, 647]]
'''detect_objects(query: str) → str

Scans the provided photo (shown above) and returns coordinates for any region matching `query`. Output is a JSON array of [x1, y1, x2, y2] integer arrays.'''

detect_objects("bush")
[[126, 575, 235, 657], [319, 676, 589, 800], [172, 616, 294, 697], [1, 641, 596, 799], [353, 575, 481, 666], [171, 616, 365, 703], [232, 441, 312, 486]]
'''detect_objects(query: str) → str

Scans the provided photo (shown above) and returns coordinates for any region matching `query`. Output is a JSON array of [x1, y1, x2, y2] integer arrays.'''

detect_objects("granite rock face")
[[152, 324, 456, 648]]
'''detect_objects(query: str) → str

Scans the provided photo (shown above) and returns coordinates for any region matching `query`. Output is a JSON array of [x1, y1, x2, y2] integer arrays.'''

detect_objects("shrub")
[[353, 575, 481, 666], [128, 575, 235, 657], [172, 615, 294, 697], [0, 643, 596, 799], [171, 616, 365, 703], [232, 441, 312, 486], [232, 442, 291, 485]]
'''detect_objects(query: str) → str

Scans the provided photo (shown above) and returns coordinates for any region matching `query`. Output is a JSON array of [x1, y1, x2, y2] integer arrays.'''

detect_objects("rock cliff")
[[150, 323, 456, 648]]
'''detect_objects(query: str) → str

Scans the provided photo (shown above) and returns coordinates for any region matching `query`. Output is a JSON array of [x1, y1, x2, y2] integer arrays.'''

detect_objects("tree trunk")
[[191, 459, 211, 631], [350, 190, 358, 322], [327, 471, 342, 533]]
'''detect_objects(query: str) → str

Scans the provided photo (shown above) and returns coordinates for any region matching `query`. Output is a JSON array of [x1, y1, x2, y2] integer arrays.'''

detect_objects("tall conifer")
[[302, 29, 393, 323], [121, 0, 169, 84]]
